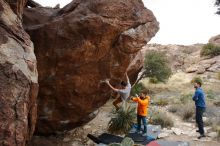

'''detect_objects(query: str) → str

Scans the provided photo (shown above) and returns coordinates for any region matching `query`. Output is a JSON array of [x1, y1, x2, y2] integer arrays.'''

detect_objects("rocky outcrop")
[[23, 0, 159, 134], [144, 44, 220, 74], [209, 34, 220, 46], [6, 0, 27, 19], [0, 0, 38, 146]]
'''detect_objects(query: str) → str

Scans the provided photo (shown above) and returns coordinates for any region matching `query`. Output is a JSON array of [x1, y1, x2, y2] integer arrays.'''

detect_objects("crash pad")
[[155, 140, 190, 146], [126, 133, 155, 145], [97, 133, 123, 144], [129, 124, 161, 139]]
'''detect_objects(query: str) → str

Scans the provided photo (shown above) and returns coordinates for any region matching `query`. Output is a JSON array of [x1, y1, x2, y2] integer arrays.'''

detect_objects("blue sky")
[[35, 0, 220, 45]]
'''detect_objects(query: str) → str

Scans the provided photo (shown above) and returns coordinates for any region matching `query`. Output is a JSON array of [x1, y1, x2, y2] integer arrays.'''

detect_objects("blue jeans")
[[137, 115, 147, 133]]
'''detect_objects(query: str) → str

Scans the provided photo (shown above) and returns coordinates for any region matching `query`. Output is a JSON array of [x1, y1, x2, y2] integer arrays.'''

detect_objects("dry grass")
[[149, 108, 174, 128], [213, 100, 220, 107], [169, 103, 195, 122], [180, 93, 193, 104], [154, 98, 169, 106], [168, 104, 179, 113]]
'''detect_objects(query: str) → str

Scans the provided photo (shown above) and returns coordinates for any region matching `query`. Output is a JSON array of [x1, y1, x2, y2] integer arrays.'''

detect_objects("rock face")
[[0, 0, 38, 146], [23, 0, 159, 134], [6, 0, 27, 18], [144, 44, 220, 74]]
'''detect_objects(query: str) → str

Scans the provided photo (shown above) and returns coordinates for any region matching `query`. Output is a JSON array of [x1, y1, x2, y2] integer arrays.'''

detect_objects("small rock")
[[171, 127, 182, 135], [203, 117, 208, 122], [204, 127, 212, 133], [83, 125, 91, 130], [92, 129, 97, 134], [63, 137, 71, 142], [86, 140, 93, 145], [182, 123, 193, 127], [158, 132, 169, 138], [207, 132, 217, 138], [162, 128, 168, 131]]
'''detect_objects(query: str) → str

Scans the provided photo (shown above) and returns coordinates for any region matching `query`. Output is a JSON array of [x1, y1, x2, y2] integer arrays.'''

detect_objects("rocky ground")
[[30, 99, 220, 146], [30, 63, 220, 146]]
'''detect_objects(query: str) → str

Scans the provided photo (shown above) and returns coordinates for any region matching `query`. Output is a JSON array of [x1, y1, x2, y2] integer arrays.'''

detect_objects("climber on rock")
[[131, 92, 150, 136], [105, 72, 131, 111]]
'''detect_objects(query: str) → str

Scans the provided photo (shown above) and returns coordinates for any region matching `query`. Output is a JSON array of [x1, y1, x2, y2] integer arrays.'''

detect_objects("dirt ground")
[[30, 97, 220, 146]]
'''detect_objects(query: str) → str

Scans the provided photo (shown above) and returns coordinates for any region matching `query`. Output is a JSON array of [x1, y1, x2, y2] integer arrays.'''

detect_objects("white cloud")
[[34, 0, 220, 45]]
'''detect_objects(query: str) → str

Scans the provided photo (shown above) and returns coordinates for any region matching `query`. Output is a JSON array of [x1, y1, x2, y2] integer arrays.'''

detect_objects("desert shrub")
[[200, 43, 220, 57], [218, 72, 220, 80], [178, 103, 195, 121], [154, 98, 169, 106], [204, 119, 213, 126], [212, 123, 220, 139], [130, 83, 145, 96], [148, 108, 174, 128], [206, 89, 216, 100], [182, 107, 194, 121], [168, 104, 179, 113], [214, 100, 220, 107], [218, 128, 220, 139], [180, 93, 193, 104], [108, 105, 136, 134], [170, 103, 194, 121], [191, 76, 203, 85], [149, 77, 159, 84], [143, 51, 172, 83]]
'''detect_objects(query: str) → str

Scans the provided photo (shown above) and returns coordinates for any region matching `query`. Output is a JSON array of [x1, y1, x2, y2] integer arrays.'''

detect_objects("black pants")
[[196, 107, 205, 135]]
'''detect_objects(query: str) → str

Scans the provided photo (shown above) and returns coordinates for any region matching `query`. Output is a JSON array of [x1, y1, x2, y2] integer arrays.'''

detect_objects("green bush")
[[200, 43, 220, 57], [149, 108, 174, 128], [108, 105, 136, 134], [130, 83, 145, 96], [143, 51, 172, 83], [149, 77, 159, 84]]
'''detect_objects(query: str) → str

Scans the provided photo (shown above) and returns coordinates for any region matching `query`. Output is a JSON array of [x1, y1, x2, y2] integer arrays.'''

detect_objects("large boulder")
[[209, 34, 220, 46], [23, 0, 159, 134], [0, 0, 38, 146]]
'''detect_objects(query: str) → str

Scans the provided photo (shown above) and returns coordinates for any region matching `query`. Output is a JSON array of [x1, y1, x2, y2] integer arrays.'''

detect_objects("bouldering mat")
[[147, 141, 160, 146], [129, 124, 161, 139], [126, 133, 146, 142], [153, 140, 190, 146], [126, 133, 155, 145], [98, 133, 123, 144]]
